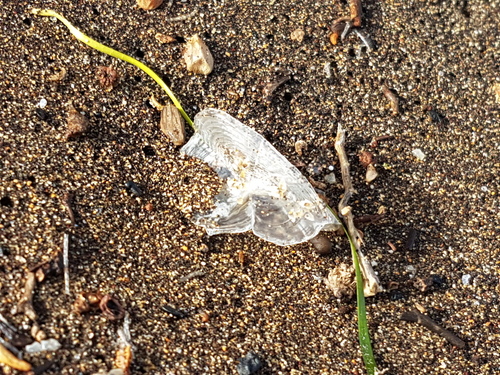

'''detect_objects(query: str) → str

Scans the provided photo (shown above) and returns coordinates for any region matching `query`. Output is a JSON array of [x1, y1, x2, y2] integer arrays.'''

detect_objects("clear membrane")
[[181, 109, 340, 246]]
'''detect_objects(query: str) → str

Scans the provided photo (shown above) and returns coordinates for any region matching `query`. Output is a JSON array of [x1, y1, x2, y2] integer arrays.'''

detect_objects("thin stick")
[[401, 310, 466, 348], [334, 124, 382, 296], [332, 124, 378, 374], [31, 9, 194, 129], [63, 233, 70, 295]]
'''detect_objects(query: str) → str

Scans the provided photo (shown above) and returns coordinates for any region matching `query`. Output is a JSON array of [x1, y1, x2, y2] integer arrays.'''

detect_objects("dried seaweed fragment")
[[180, 109, 340, 246]]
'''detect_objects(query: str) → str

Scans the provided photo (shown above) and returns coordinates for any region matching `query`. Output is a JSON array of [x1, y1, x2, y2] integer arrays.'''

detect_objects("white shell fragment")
[[181, 109, 341, 246], [183, 35, 214, 75], [412, 148, 426, 160], [25, 338, 61, 353], [365, 164, 378, 182]]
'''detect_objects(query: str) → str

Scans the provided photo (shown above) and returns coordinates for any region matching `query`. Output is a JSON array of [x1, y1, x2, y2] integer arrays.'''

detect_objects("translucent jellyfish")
[[181, 109, 340, 246]]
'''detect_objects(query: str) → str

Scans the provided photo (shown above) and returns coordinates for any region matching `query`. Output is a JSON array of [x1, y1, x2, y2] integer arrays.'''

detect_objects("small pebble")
[[38, 98, 47, 108], [294, 140, 307, 156], [35, 108, 49, 121], [405, 265, 417, 278], [309, 234, 332, 255], [324, 173, 336, 184], [365, 164, 378, 182], [125, 181, 143, 197], [160, 104, 186, 146], [65, 102, 89, 140], [183, 35, 214, 75]]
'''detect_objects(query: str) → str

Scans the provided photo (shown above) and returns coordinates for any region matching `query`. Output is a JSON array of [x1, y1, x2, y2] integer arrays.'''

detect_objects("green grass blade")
[[31, 8, 194, 129], [347, 229, 377, 374]]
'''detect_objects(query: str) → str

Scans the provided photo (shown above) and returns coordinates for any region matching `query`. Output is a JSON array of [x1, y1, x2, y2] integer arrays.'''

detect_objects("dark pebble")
[[35, 108, 49, 121], [390, 290, 406, 301], [125, 181, 143, 197], [237, 352, 263, 375], [162, 305, 187, 319]]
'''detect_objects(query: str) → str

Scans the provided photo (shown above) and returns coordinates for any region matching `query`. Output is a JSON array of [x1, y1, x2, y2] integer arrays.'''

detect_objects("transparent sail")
[[181, 109, 340, 246]]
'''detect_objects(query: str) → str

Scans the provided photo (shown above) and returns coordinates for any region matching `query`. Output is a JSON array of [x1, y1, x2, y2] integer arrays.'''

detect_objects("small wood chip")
[[160, 103, 186, 146], [0, 342, 32, 371], [349, 0, 363, 27]]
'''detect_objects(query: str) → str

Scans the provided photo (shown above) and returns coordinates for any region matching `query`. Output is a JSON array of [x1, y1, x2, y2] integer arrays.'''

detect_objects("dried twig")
[[401, 310, 466, 348], [61, 192, 76, 226], [334, 125, 382, 296], [15, 271, 37, 321], [349, 0, 363, 27]]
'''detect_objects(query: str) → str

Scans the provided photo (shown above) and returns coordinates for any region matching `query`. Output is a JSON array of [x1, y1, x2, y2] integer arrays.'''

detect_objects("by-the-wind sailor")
[[181, 109, 340, 246]]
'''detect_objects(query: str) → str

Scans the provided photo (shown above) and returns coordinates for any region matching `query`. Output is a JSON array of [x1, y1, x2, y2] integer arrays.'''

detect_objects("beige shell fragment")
[[365, 164, 378, 182], [47, 67, 67, 81], [137, 0, 163, 10], [294, 140, 307, 156], [183, 35, 214, 75], [160, 104, 186, 146]]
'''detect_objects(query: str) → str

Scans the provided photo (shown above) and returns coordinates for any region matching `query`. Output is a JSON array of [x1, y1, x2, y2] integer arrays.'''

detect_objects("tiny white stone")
[[39, 98, 47, 108], [462, 274, 471, 285], [412, 148, 426, 160]]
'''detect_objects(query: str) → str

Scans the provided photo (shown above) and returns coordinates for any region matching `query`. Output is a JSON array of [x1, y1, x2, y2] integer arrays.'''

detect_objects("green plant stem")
[[31, 8, 195, 129], [330, 208, 377, 375]]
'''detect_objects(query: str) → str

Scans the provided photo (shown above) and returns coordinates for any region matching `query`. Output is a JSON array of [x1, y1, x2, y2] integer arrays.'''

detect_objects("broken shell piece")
[[0, 342, 32, 371], [160, 104, 186, 146], [294, 140, 307, 156], [74, 292, 103, 313], [155, 33, 176, 44], [136, 0, 163, 10], [324, 263, 356, 299], [65, 102, 89, 140], [181, 109, 341, 246], [290, 28, 305, 42], [47, 67, 67, 81], [365, 164, 378, 182], [99, 295, 125, 320], [183, 35, 214, 75]]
